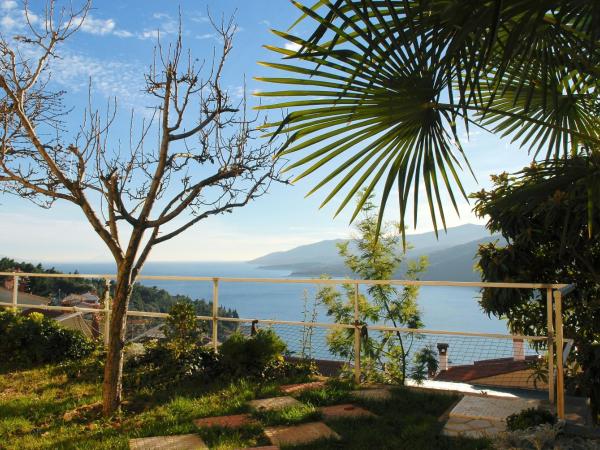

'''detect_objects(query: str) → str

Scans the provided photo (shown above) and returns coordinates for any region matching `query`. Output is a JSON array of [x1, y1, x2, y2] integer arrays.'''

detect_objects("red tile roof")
[[434, 355, 539, 382]]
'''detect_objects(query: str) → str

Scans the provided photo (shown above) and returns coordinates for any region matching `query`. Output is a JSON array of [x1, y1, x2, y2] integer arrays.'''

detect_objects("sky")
[[0, 0, 536, 263]]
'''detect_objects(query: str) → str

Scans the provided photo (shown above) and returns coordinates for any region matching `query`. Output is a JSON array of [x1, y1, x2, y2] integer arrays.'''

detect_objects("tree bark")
[[102, 264, 134, 416]]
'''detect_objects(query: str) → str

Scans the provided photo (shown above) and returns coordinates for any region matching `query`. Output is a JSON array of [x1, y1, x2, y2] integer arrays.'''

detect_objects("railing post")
[[102, 279, 111, 348], [11, 275, 19, 310], [553, 290, 565, 419], [212, 278, 219, 353], [546, 288, 555, 405], [353, 282, 361, 385]]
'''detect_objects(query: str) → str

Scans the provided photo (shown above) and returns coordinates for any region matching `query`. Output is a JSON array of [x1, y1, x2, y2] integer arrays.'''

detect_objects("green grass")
[[0, 362, 492, 449], [253, 403, 322, 426]]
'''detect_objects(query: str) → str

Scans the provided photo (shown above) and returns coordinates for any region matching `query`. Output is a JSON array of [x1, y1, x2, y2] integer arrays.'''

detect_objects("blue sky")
[[0, 0, 535, 263]]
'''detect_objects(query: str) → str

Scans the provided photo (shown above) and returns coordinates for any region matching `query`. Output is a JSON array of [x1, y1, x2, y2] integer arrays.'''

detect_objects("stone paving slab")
[[442, 416, 506, 439], [350, 388, 392, 401], [193, 413, 257, 428], [320, 403, 377, 420], [264, 421, 341, 446], [248, 396, 302, 412], [279, 381, 326, 395], [129, 434, 208, 450], [450, 395, 544, 422]]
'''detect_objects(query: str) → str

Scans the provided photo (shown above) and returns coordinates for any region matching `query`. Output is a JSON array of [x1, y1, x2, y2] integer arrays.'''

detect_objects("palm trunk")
[[102, 264, 135, 416]]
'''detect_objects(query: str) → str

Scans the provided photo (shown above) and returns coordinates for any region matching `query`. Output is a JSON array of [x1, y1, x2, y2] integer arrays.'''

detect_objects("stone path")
[[264, 421, 341, 446], [443, 416, 505, 438], [451, 395, 543, 421], [248, 396, 302, 412], [320, 404, 377, 420], [280, 380, 326, 395], [351, 388, 392, 401], [129, 434, 208, 450], [129, 386, 386, 449], [193, 413, 257, 428], [442, 394, 545, 438]]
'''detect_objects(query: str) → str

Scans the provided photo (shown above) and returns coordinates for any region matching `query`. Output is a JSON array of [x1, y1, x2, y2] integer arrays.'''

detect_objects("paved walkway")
[[131, 382, 568, 448], [442, 394, 545, 439], [128, 382, 384, 449]]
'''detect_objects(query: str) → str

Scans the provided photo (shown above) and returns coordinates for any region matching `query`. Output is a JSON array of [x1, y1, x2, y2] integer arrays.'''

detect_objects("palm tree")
[[256, 1, 600, 241]]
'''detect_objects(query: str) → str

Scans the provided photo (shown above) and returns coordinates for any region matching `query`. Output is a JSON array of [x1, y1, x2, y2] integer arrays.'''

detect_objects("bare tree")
[[0, 2, 283, 415]]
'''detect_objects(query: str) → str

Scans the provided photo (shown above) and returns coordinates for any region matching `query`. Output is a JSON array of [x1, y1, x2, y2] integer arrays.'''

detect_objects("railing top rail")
[[0, 272, 570, 290]]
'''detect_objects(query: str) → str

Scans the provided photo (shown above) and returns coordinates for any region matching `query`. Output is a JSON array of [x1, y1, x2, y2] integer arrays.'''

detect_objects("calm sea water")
[[51, 261, 508, 334]]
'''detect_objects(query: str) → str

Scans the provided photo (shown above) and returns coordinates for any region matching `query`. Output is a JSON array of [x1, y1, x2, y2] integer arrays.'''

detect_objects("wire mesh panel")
[[235, 320, 347, 362], [125, 315, 165, 342], [364, 330, 549, 391]]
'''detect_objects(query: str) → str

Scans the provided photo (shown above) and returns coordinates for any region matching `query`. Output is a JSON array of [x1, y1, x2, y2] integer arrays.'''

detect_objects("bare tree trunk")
[[102, 264, 134, 416]]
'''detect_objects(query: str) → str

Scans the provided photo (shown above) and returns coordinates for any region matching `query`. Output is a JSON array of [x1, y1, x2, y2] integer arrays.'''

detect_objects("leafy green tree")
[[257, 1, 600, 242], [318, 195, 428, 383], [472, 154, 600, 421], [411, 346, 439, 384], [162, 300, 207, 358]]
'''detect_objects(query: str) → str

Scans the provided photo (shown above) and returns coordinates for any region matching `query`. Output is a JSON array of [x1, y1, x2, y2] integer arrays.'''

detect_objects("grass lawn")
[[0, 362, 491, 449]]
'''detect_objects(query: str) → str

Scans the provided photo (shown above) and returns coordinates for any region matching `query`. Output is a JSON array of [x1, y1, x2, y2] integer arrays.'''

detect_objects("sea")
[[50, 261, 532, 365], [51, 261, 508, 334]]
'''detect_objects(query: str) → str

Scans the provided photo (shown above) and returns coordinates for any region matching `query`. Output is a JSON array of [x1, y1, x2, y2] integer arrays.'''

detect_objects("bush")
[[0, 310, 95, 367], [161, 300, 206, 357], [219, 329, 287, 379], [506, 407, 556, 431], [124, 301, 217, 390], [125, 341, 219, 389]]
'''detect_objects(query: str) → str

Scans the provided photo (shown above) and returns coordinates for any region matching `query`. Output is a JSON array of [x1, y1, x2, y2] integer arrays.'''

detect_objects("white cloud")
[[0, 8, 37, 31], [188, 11, 210, 24], [259, 19, 271, 27], [48, 50, 148, 110], [138, 12, 178, 40], [140, 29, 160, 40], [0, 0, 17, 10], [0, 14, 15, 29], [114, 29, 133, 38], [196, 33, 215, 40], [152, 12, 171, 20], [79, 15, 116, 35], [0, 6, 128, 38], [284, 42, 301, 52]]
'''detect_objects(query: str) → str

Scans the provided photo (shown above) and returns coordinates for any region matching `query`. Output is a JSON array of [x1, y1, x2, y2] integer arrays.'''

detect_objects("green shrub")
[[124, 301, 217, 390], [161, 300, 206, 357], [0, 310, 95, 367], [506, 407, 556, 431], [125, 341, 219, 389], [219, 329, 286, 379]]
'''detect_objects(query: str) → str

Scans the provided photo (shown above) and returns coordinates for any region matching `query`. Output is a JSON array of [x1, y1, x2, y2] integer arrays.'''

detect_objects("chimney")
[[513, 338, 525, 361], [437, 343, 449, 371]]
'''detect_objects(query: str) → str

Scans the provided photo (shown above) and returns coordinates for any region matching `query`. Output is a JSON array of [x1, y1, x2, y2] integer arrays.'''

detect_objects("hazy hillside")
[[250, 224, 504, 281]]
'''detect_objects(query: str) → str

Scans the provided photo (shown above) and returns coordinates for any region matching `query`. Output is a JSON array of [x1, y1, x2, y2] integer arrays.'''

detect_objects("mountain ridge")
[[250, 224, 504, 281]]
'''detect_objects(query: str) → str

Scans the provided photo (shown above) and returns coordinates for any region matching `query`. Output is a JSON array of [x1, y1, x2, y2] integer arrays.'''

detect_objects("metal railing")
[[0, 271, 574, 419]]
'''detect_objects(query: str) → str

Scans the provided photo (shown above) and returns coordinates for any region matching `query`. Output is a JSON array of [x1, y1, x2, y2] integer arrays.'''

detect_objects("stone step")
[[279, 381, 326, 395], [449, 395, 544, 422], [248, 396, 302, 412], [320, 403, 377, 420], [129, 434, 208, 450], [264, 421, 341, 446], [442, 416, 506, 439], [350, 388, 392, 401], [193, 413, 257, 429]]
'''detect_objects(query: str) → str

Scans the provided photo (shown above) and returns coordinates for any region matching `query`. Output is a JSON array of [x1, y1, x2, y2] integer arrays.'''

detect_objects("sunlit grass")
[[0, 362, 491, 449]]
